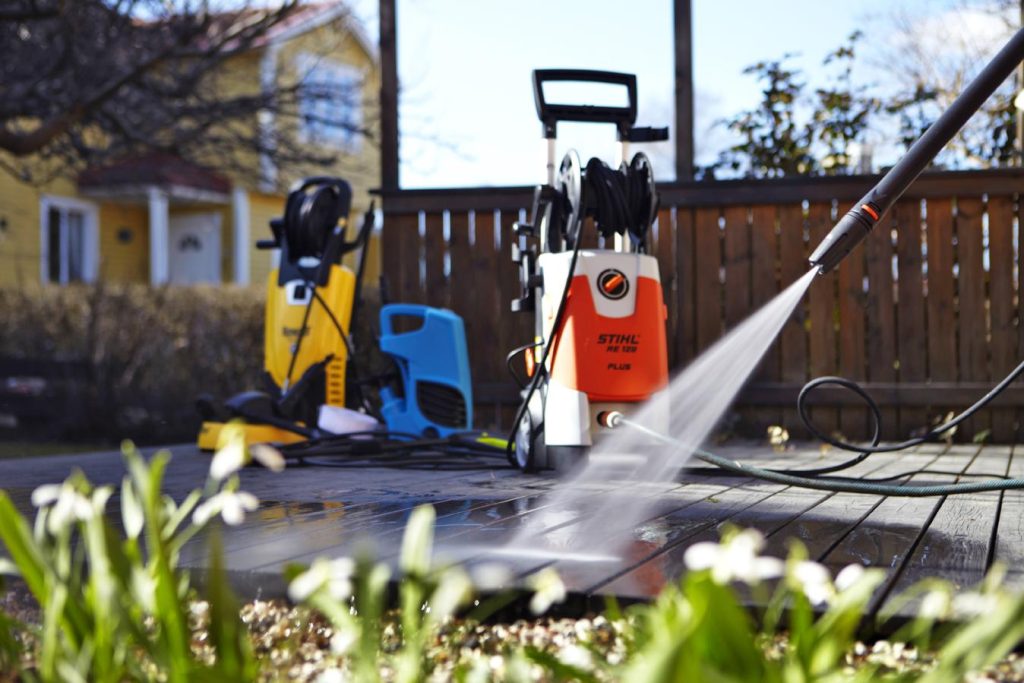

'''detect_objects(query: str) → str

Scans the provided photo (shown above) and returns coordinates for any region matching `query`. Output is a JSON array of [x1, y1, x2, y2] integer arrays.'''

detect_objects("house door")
[[168, 213, 222, 284]]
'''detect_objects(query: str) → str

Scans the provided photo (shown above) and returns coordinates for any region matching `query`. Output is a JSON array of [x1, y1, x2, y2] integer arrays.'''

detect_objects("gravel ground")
[[5, 590, 1024, 681]]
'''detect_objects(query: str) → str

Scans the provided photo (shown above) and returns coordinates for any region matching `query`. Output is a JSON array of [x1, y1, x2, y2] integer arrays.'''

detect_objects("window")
[[296, 53, 363, 151], [40, 196, 98, 284]]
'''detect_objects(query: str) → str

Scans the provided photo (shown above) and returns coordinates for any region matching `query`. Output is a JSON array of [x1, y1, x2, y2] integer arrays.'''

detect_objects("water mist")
[[507, 268, 819, 554]]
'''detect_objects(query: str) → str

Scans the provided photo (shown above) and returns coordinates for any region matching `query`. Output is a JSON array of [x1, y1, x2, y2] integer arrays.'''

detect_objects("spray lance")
[[601, 29, 1024, 496]]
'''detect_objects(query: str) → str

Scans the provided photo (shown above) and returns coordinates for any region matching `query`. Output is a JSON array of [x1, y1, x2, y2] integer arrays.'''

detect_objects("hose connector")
[[808, 202, 881, 274], [596, 411, 625, 428]]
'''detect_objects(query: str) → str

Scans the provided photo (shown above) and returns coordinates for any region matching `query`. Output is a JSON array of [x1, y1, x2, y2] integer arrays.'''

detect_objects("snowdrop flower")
[[919, 589, 952, 620], [0, 558, 16, 576], [835, 563, 866, 592], [316, 669, 347, 683], [210, 424, 247, 481], [250, 443, 285, 472], [470, 562, 512, 591], [288, 557, 356, 602], [330, 629, 357, 655], [192, 489, 258, 526], [684, 529, 784, 585], [32, 482, 93, 533], [559, 645, 593, 670], [790, 560, 834, 605], [428, 567, 473, 623], [529, 567, 566, 615], [951, 590, 997, 618]]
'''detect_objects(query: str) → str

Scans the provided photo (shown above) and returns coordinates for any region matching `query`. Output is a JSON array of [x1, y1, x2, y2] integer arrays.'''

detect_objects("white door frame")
[[39, 195, 99, 284]]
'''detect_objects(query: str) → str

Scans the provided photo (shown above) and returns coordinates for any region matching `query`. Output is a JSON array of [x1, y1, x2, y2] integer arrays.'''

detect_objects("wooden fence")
[[380, 169, 1024, 443]]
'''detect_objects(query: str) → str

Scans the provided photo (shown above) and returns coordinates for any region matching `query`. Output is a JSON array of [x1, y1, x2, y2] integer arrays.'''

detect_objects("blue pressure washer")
[[378, 304, 473, 437]]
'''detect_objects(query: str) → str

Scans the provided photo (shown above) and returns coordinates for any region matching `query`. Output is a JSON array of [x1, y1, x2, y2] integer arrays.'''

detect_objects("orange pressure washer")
[[507, 69, 671, 471]]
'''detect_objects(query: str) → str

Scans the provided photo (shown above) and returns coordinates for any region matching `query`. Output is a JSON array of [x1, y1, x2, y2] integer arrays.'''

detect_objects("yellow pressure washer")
[[197, 177, 374, 450]]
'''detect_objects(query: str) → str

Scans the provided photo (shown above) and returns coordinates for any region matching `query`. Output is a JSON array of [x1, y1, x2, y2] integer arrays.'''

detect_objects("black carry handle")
[[533, 69, 638, 139]]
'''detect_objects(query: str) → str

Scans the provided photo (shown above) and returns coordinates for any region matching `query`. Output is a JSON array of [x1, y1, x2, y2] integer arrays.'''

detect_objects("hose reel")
[[549, 150, 659, 253]]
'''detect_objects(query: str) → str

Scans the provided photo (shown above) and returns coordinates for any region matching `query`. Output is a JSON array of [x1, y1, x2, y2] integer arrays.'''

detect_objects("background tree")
[[0, 0, 373, 186], [870, 0, 1020, 167], [717, 33, 881, 179], [813, 32, 881, 175], [717, 56, 817, 178]]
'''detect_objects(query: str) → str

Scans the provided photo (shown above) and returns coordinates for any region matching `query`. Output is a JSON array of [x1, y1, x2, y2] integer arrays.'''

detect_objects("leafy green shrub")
[[0, 283, 386, 444]]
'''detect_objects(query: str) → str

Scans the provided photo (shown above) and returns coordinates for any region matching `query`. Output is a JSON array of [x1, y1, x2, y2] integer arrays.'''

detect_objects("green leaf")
[[204, 528, 257, 681], [523, 645, 600, 683]]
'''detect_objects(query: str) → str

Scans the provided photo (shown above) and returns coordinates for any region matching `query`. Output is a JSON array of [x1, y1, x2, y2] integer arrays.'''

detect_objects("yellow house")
[[0, 2, 381, 289]]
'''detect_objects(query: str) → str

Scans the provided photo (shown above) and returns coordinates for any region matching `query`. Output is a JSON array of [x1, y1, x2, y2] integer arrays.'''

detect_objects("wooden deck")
[[1, 441, 1022, 618]]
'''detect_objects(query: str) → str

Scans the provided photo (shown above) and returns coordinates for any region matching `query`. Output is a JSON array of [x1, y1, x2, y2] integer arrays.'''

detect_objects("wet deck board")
[[1, 441, 1022, 617]]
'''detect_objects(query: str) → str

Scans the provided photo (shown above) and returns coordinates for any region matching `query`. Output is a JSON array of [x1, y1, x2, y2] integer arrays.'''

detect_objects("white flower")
[[192, 490, 258, 527], [684, 529, 784, 585], [529, 567, 566, 615], [316, 668, 348, 683], [210, 424, 247, 481], [791, 560, 834, 605], [250, 443, 285, 473], [0, 558, 17, 576], [470, 562, 512, 591], [32, 482, 93, 533], [920, 589, 952, 620], [288, 557, 356, 603], [330, 629, 357, 655], [428, 568, 473, 623], [835, 563, 866, 592], [558, 645, 593, 670], [951, 591, 996, 618], [400, 505, 435, 575]]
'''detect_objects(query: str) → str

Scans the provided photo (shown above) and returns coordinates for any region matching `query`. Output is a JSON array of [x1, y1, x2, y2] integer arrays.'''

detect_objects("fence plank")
[[384, 211, 423, 306], [779, 203, 808, 436], [723, 206, 751, 328], [654, 208, 678, 370], [927, 198, 957, 420], [750, 205, 781, 432], [988, 196, 1016, 442], [837, 217, 867, 441], [894, 200, 928, 438], [448, 211, 477, 392], [957, 197, 989, 440], [806, 203, 838, 437], [694, 207, 722, 353], [496, 208, 533, 430], [473, 210, 502, 382], [866, 205, 897, 440], [676, 207, 697, 367], [380, 210, 405, 303], [422, 211, 447, 310]]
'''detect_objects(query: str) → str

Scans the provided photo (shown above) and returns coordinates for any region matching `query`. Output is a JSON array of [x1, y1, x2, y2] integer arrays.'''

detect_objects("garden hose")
[[599, 355, 1024, 497]]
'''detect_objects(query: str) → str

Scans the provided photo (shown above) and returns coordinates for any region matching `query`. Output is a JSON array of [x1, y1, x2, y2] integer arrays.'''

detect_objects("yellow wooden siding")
[[98, 203, 149, 282], [0, 172, 80, 286]]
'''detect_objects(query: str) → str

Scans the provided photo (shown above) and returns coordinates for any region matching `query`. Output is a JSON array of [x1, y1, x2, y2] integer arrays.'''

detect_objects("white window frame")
[[39, 195, 99, 284], [295, 52, 364, 152]]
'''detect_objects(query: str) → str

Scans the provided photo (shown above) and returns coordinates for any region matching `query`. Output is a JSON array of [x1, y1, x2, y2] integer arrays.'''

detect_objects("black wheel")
[[514, 410, 538, 472]]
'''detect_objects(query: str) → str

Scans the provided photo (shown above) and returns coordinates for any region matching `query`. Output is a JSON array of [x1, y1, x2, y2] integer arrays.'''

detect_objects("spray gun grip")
[[808, 204, 879, 274]]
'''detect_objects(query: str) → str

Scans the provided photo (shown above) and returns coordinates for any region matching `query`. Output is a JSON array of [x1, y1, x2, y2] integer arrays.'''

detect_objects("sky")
[[343, 0, 1008, 188]]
